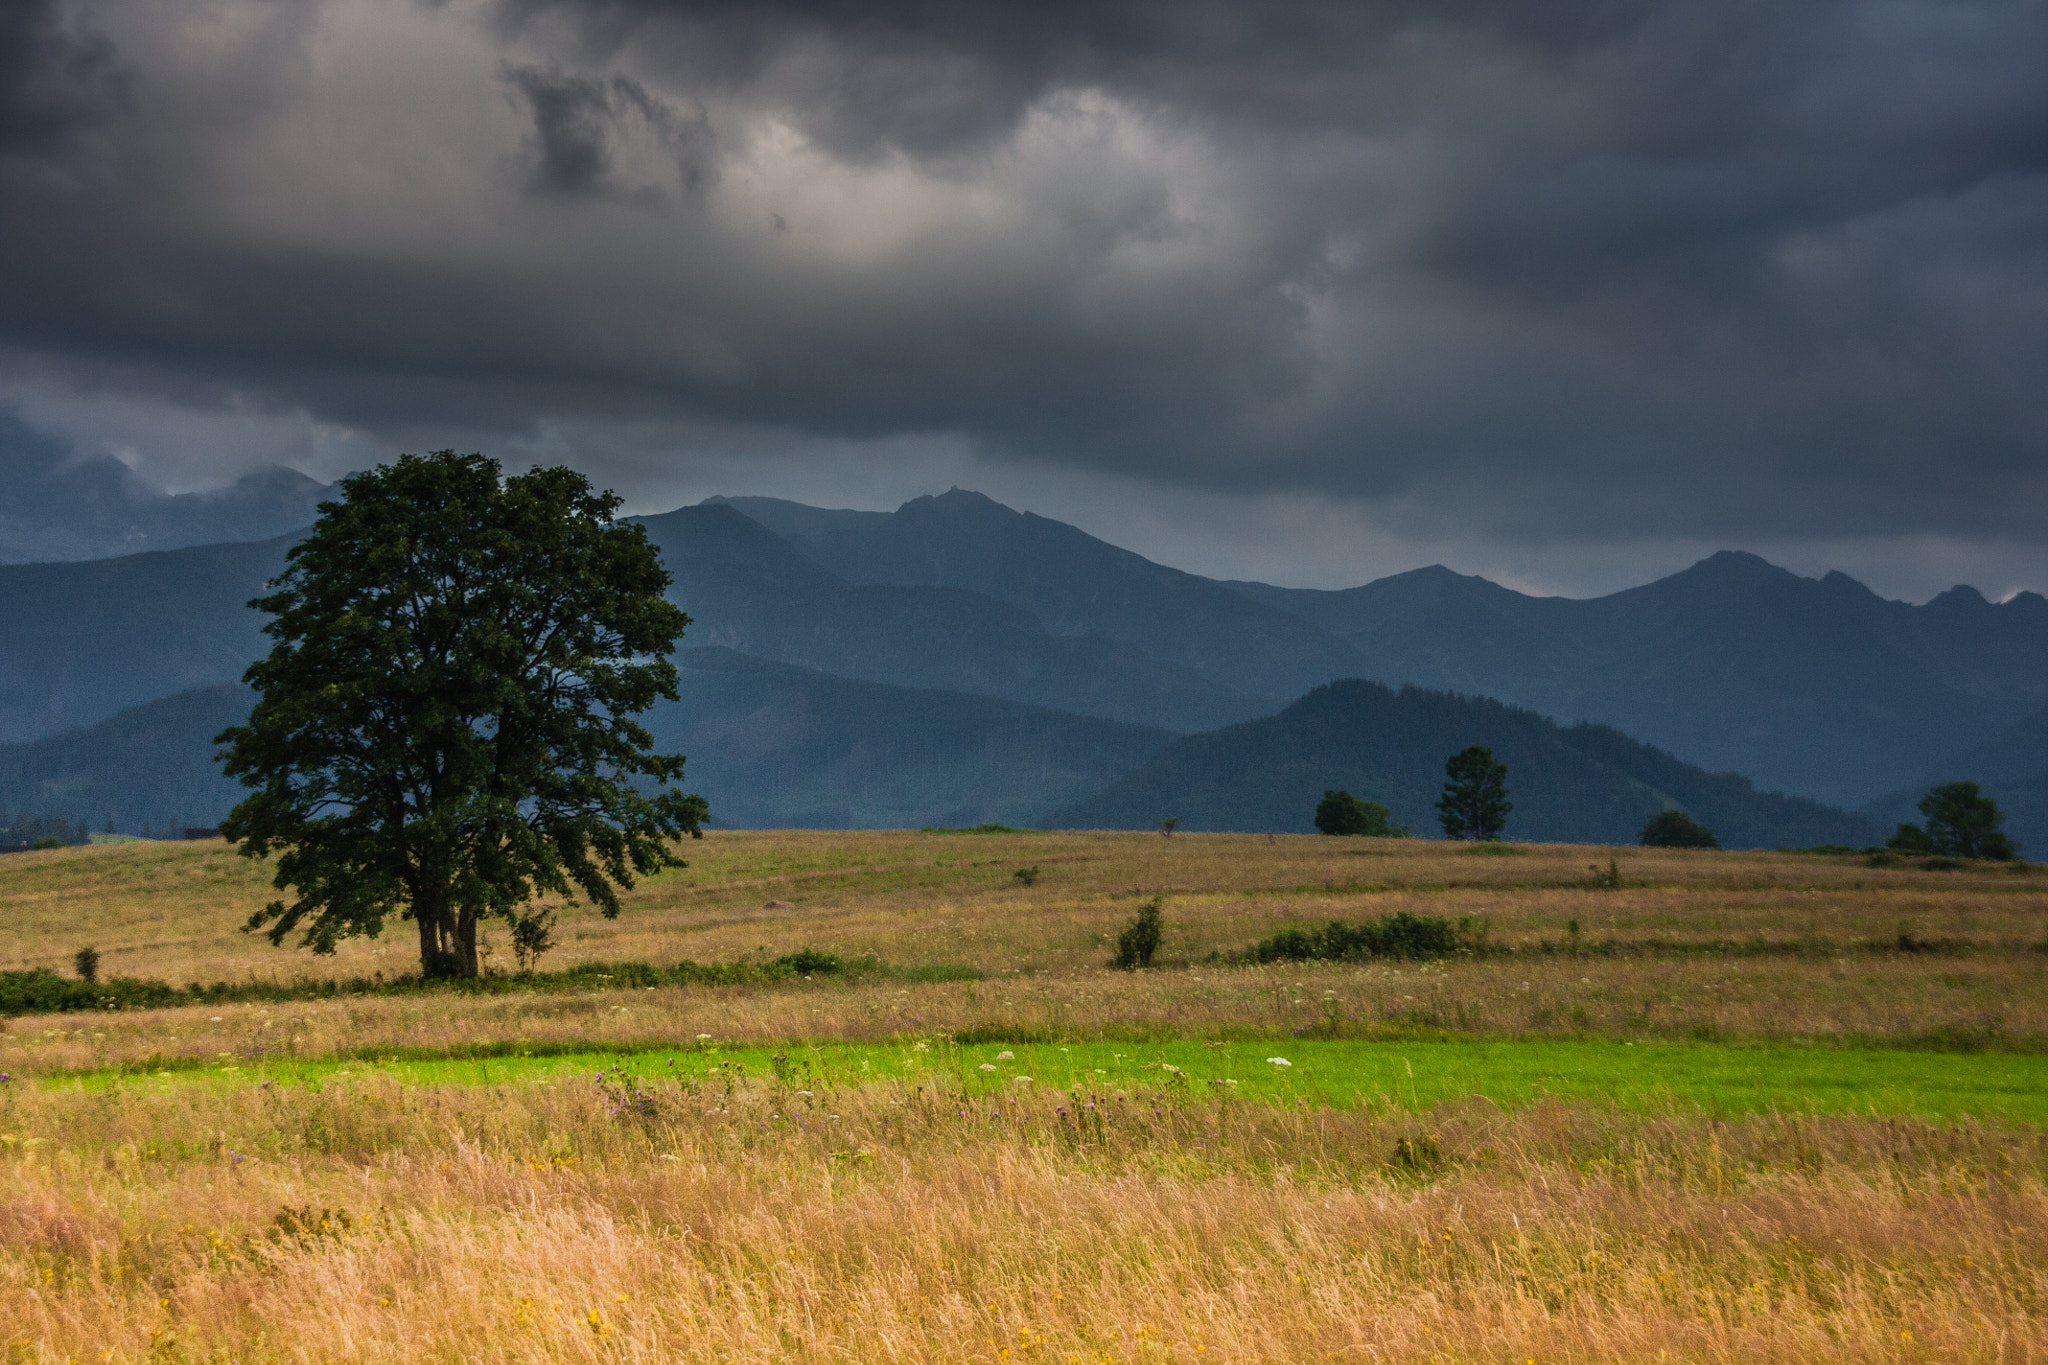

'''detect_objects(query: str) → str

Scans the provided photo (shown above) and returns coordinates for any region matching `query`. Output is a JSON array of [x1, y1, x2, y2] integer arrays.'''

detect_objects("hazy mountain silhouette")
[[634, 503, 1269, 732], [0, 535, 291, 743], [1228, 554, 2048, 806], [648, 648, 1171, 828], [1046, 678, 1879, 847], [0, 684, 254, 834], [716, 490, 1365, 700], [8, 488, 2044, 822], [0, 653, 1172, 834], [0, 409, 327, 564], [723, 493, 2048, 804]]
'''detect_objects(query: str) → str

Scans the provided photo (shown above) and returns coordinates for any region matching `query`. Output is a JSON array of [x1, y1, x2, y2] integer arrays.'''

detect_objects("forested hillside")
[[1048, 679, 1877, 847]]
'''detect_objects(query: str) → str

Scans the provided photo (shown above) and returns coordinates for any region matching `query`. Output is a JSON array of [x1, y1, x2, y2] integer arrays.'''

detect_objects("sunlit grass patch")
[[34, 1035, 2048, 1123]]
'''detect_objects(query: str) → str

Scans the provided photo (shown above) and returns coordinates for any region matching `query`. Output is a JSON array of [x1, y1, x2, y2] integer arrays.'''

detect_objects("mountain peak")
[[900, 487, 1011, 517]]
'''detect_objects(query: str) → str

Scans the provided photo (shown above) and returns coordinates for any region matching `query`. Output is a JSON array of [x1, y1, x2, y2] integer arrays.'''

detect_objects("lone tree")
[[216, 451, 708, 979], [1900, 781, 2017, 860], [1315, 789, 1405, 837], [1639, 809, 1720, 849], [1437, 745, 1510, 841]]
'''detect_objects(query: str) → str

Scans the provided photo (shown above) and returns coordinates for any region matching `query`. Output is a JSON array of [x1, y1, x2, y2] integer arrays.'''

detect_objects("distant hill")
[[649, 648, 1172, 828], [1228, 554, 2048, 807], [0, 684, 253, 834], [724, 492, 2048, 805], [0, 502, 1263, 750], [1046, 679, 1878, 847], [0, 652, 1174, 834], [1859, 702, 2048, 856], [634, 504, 1268, 733], [9, 486, 2045, 814], [0, 535, 291, 743], [715, 490, 1365, 700]]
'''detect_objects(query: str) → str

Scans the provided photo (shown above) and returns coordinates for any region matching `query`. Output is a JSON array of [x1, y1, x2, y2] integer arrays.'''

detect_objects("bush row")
[[1, 952, 981, 1018]]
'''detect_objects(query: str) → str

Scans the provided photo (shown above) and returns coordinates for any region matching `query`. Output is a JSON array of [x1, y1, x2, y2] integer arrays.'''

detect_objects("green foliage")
[[1314, 789, 1404, 837], [1887, 823, 1936, 854], [1640, 809, 1720, 848], [1235, 912, 1466, 964], [1157, 817, 1178, 837], [1013, 865, 1040, 886], [921, 824, 1039, 834], [1112, 896, 1164, 970], [1436, 745, 1511, 841], [0, 951, 976, 1018], [1918, 782, 2017, 860], [217, 452, 707, 979], [72, 946, 99, 984]]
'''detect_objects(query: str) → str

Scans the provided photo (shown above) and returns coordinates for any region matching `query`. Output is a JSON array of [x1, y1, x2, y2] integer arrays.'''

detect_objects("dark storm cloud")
[[2, 0, 2046, 546], [503, 63, 717, 197], [0, 0, 128, 157]]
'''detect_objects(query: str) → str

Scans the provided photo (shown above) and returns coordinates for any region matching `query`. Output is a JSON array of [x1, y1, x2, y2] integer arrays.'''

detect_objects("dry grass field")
[[4, 830, 2047, 1361]]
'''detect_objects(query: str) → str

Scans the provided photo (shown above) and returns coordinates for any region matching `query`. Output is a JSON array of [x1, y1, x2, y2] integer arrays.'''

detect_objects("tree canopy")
[[1437, 745, 1510, 841], [1912, 781, 2016, 860], [216, 451, 707, 978], [1639, 809, 1720, 849], [1314, 789, 1404, 837]]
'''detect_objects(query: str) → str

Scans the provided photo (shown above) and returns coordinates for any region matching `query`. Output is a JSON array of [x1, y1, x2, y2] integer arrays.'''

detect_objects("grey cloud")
[[503, 63, 717, 198], [1, 0, 2045, 555], [0, 0, 127, 158]]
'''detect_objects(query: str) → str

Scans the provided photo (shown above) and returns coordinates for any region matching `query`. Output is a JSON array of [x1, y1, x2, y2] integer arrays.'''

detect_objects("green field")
[[43, 1036, 2048, 1122]]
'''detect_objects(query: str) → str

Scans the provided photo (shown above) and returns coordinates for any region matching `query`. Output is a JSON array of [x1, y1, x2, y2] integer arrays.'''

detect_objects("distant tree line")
[[0, 814, 89, 853]]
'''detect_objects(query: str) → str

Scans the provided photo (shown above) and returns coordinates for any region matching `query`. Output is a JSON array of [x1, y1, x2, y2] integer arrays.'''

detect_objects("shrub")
[[1640, 809, 1720, 848], [1887, 823, 1936, 854], [1112, 897, 1164, 970], [1314, 790, 1405, 837], [1238, 912, 1465, 964], [73, 946, 99, 984]]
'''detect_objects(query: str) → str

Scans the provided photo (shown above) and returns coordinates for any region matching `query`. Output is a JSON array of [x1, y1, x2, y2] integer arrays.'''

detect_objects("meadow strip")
[[2, 1072, 2043, 1363]]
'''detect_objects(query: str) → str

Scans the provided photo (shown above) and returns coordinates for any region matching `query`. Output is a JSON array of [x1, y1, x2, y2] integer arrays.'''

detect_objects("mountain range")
[[0, 652, 1175, 836], [1048, 680, 1878, 847], [2, 486, 2042, 847], [0, 408, 327, 566]]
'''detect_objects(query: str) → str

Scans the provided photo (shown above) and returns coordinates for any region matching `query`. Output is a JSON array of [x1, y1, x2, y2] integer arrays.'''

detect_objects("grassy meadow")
[[3, 829, 2047, 1361]]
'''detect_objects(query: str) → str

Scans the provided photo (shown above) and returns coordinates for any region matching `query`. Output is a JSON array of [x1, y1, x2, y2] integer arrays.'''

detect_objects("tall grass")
[[3, 1071, 2043, 1362]]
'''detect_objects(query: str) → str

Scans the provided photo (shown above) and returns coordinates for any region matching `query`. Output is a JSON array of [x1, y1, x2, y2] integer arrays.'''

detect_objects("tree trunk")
[[455, 904, 480, 978], [413, 883, 462, 978]]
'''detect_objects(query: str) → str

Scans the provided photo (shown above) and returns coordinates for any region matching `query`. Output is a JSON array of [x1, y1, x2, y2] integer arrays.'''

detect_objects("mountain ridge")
[[1047, 678, 1879, 847]]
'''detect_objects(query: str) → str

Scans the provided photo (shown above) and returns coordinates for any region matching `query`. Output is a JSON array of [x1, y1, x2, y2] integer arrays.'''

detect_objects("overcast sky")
[[3, 0, 2045, 599]]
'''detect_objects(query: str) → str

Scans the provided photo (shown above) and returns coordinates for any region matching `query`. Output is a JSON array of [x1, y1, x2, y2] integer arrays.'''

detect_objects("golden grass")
[[3, 951, 2045, 1079], [4, 830, 2044, 985], [4, 1070, 2044, 1363], [7, 831, 2048, 1360]]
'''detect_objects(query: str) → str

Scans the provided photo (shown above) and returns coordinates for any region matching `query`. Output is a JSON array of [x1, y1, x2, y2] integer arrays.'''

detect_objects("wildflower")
[[1014, 1076, 1032, 1084], [697, 1033, 713, 1041], [1267, 1057, 1292, 1067], [981, 1063, 998, 1072], [997, 1050, 1015, 1060]]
